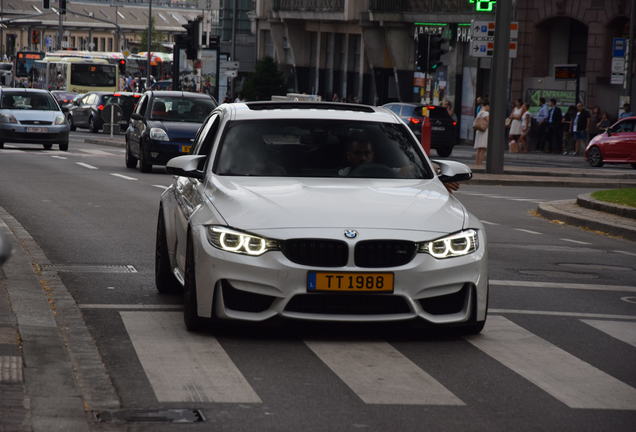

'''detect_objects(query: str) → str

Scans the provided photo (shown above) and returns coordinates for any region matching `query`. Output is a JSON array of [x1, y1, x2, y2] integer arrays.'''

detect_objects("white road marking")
[[76, 162, 98, 170], [79, 148, 115, 156], [581, 320, 636, 348], [468, 315, 636, 409], [50, 155, 67, 160], [479, 220, 499, 226], [110, 173, 138, 181], [305, 340, 463, 405], [614, 250, 636, 257], [514, 228, 542, 235], [121, 311, 261, 403], [152, 185, 169, 190], [490, 280, 636, 293], [510, 198, 542, 203], [560, 238, 591, 245], [490, 309, 636, 320], [79, 304, 182, 310]]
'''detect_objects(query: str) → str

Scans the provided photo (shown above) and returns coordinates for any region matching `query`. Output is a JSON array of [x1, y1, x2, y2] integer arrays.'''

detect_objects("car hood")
[[1, 109, 62, 122], [205, 176, 465, 233], [148, 120, 200, 138]]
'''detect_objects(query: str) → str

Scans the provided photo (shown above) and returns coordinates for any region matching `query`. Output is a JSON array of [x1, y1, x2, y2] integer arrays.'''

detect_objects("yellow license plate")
[[308, 272, 394, 292], [181, 144, 192, 153]]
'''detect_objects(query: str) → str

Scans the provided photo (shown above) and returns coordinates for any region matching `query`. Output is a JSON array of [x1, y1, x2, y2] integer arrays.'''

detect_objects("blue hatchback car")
[[125, 90, 216, 172]]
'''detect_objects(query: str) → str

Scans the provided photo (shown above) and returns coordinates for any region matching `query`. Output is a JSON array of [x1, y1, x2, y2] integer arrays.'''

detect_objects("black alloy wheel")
[[68, 115, 76, 131], [125, 141, 138, 168], [588, 146, 604, 167], [59, 141, 68, 151], [88, 115, 99, 133], [155, 208, 182, 294], [139, 142, 152, 173], [42, 143, 53, 150]]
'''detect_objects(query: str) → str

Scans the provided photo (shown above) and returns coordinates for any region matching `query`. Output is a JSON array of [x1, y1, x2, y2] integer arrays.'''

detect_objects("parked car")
[[382, 102, 458, 157], [156, 101, 487, 333], [125, 90, 216, 172], [67, 91, 141, 133], [585, 116, 636, 169], [51, 90, 79, 121], [0, 88, 69, 150]]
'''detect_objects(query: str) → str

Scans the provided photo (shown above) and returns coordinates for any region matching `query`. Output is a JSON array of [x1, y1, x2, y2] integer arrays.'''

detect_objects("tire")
[[631, 164, 636, 170], [68, 116, 76, 131], [59, 142, 68, 151], [139, 142, 152, 173], [42, 143, 53, 150], [436, 146, 453, 157], [0, 142, 4, 149], [588, 146, 604, 167], [88, 116, 99, 133], [183, 234, 208, 332], [125, 142, 137, 169], [155, 208, 182, 294]]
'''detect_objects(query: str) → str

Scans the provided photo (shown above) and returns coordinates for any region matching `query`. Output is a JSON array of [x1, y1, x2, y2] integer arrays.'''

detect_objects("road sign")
[[611, 38, 627, 86], [469, 21, 518, 58], [612, 37, 626, 58]]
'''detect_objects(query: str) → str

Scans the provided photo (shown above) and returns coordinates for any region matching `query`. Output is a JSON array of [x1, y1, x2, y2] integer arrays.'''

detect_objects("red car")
[[585, 116, 636, 169]]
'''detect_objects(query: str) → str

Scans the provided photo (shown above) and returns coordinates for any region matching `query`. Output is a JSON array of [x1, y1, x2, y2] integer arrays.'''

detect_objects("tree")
[[138, 17, 165, 53], [241, 57, 287, 101]]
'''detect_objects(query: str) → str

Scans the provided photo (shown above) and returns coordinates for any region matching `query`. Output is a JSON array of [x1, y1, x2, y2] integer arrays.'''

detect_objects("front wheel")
[[88, 116, 99, 133], [42, 143, 52, 150], [155, 208, 182, 294], [59, 142, 68, 151], [588, 146, 604, 167], [183, 235, 208, 332], [68, 116, 76, 131], [0, 142, 4, 149], [125, 142, 137, 168], [631, 163, 636, 170]]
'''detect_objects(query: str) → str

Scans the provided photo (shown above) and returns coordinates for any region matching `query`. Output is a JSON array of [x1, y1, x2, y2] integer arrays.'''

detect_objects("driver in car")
[[338, 134, 459, 193]]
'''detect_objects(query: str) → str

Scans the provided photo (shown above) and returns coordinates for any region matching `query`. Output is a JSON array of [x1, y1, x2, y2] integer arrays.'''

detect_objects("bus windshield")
[[15, 51, 44, 78], [71, 64, 116, 87]]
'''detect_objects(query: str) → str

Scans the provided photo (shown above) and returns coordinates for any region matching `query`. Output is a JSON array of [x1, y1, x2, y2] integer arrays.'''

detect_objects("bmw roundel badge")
[[344, 230, 358, 239]]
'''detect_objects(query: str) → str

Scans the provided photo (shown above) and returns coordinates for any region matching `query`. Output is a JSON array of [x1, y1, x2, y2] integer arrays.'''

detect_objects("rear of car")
[[0, 88, 69, 150], [102, 92, 142, 131], [383, 103, 458, 157]]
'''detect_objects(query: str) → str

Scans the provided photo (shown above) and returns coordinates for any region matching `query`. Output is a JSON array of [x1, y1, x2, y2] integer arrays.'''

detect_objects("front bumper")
[[147, 139, 193, 165], [0, 124, 69, 144], [190, 227, 488, 325]]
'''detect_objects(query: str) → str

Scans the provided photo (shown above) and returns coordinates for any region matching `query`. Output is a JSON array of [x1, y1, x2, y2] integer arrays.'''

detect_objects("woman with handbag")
[[473, 100, 490, 165], [507, 99, 523, 152]]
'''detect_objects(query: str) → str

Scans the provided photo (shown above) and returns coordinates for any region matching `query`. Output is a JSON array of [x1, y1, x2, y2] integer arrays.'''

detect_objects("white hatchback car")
[[156, 102, 488, 333]]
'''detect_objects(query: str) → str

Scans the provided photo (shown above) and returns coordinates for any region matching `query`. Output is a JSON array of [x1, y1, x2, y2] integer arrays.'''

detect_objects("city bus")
[[32, 57, 118, 93], [14, 51, 45, 85]]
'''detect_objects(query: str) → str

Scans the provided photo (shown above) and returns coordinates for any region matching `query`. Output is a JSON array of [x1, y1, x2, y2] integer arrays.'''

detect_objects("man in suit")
[[547, 98, 563, 154]]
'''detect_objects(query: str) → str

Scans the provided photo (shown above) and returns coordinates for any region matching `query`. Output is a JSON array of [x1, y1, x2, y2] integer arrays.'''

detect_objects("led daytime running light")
[[208, 226, 278, 256], [418, 229, 478, 259]]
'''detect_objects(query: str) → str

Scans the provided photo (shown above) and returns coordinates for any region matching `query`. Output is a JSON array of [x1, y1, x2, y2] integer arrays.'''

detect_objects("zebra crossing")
[[116, 310, 636, 410]]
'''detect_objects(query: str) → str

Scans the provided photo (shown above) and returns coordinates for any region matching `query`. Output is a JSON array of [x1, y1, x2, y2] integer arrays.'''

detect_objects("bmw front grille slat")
[[354, 240, 417, 268], [280, 239, 348, 267]]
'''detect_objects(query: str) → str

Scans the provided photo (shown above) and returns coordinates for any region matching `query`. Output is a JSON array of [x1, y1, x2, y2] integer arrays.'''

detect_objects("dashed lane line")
[[614, 250, 636, 257], [490, 280, 636, 293], [50, 155, 67, 160], [479, 220, 499, 225], [514, 228, 542, 235], [110, 173, 138, 181], [152, 185, 169, 190], [76, 162, 98, 170], [560, 238, 592, 245], [489, 309, 636, 320]]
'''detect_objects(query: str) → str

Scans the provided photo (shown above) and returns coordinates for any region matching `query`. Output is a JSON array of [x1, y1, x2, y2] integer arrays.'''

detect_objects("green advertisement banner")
[[525, 88, 585, 112]]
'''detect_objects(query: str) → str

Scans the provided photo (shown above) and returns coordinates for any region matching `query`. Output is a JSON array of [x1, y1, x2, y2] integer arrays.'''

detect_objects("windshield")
[[0, 92, 59, 111], [71, 64, 116, 87], [149, 96, 215, 122], [214, 119, 433, 179]]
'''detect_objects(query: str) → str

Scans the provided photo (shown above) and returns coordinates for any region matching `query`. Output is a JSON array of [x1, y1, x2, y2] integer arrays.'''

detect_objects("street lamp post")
[[147, 0, 152, 88]]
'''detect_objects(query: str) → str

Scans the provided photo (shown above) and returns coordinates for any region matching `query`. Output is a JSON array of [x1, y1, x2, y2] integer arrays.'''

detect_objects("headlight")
[[54, 114, 66, 125], [417, 229, 479, 259], [149, 127, 170, 141], [0, 113, 17, 124], [206, 226, 279, 256]]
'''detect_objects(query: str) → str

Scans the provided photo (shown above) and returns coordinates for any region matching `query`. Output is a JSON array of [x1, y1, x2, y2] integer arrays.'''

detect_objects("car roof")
[[0, 88, 52, 94], [147, 90, 211, 99], [226, 101, 402, 123]]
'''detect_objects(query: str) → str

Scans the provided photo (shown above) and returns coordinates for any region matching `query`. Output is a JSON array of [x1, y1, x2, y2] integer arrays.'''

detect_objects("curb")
[[577, 193, 636, 219], [84, 138, 125, 148], [470, 175, 636, 188], [537, 200, 636, 241]]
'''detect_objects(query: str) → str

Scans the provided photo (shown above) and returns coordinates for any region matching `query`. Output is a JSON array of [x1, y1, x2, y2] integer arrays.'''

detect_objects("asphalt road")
[[0, 134, 635, 431]]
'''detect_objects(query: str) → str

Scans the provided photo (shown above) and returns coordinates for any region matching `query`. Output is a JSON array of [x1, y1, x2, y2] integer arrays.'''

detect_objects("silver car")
[[157, 102, 488, 334], [0, 88, 70, 151]]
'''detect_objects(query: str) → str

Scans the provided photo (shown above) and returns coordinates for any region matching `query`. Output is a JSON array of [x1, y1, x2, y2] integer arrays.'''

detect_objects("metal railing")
[[272, 0, 344, 12]]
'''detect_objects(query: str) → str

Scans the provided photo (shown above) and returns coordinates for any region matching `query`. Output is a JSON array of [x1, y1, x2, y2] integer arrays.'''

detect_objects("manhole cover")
[[557, 263, 633, 272], [37, 264, 137, 273], [518, 270, 598, 279], [95, 409, 206, 424]]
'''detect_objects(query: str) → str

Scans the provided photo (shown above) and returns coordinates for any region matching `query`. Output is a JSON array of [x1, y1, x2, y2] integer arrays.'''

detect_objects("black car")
[[383, 102, 458, 157], [68, 91, 142, 133], [125, 91, 216, 172]]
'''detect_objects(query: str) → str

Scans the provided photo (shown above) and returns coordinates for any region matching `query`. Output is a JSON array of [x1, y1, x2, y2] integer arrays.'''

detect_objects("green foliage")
[[591, 188, 636, 208], [241, 57, 287, 101], [139, 17, 166, 52]]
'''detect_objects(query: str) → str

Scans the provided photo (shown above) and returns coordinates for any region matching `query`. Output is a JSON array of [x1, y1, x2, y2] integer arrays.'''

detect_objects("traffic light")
[[31, 30, 40, 45], [182, 18, 201, 60], [43, 0, 50, 9], [59, 0, 67, 15], [429, 35, 445, 71], [416, 35, 428, 71], [118, 59, 126, 75]]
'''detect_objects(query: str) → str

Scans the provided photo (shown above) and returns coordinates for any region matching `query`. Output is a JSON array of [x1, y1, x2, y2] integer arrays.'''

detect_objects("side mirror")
[[166, 155, 206, 180], [131, 113, 143, 121], [431, 159, 472, 183]]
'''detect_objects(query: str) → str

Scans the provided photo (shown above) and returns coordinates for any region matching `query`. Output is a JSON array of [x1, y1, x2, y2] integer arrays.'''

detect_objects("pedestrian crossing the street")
[[118, 310, 636, 410]]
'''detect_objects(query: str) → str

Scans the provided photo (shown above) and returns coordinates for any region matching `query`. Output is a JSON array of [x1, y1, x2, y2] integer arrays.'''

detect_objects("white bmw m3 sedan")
[[156, 101, 488, 333]]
